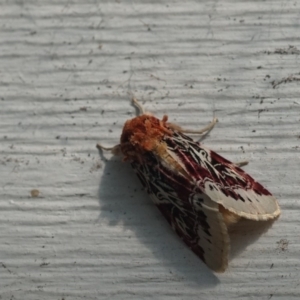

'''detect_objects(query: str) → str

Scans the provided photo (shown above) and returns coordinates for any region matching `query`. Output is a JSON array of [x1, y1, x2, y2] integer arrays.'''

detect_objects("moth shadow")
[[228, 217, 278, 260], [98, 154, 220, 286]]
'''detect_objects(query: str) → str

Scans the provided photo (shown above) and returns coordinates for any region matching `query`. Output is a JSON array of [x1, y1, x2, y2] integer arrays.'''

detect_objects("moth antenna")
[[179, 117, 218, 134], [132, 97, 146, 115]]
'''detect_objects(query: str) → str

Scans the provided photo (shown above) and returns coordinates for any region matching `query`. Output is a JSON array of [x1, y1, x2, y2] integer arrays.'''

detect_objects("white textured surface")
[[1, 1, 299, 299]]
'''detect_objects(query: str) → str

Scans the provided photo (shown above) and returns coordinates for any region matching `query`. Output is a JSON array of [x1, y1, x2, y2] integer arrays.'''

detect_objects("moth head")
[[120, 114, 172, 160]]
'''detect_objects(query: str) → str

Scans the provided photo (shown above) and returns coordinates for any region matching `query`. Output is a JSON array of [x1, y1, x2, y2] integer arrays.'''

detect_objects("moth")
[[97, 98, 280, 272]]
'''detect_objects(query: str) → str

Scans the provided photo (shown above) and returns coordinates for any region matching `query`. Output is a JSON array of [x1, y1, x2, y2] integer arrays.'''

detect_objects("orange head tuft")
[[120, 114, 172, 160]]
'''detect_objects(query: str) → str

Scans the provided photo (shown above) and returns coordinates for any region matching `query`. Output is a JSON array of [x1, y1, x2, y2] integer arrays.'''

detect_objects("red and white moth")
[[97, 98, 280, 272]]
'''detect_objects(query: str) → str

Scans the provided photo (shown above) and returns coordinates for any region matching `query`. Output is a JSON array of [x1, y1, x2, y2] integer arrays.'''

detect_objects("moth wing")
[[166, 132, 280, 221], [132, 160, 229, 272]]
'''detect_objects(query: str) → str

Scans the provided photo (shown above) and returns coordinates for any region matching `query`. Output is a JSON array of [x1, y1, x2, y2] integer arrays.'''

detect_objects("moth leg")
[[132, 97, 146, 115], [96, 143, 121, 155], [180, 117, 218, 134], [96, 144, 114, 151], [234, 161, 249, 167]]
